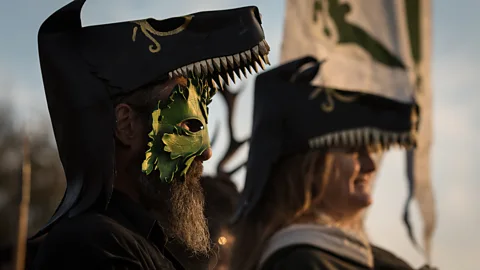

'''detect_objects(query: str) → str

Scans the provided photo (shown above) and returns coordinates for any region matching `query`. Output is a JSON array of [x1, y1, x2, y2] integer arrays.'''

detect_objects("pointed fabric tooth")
[[382, 133, 389, 146], [220, 57, 229, 69], [172, 70, 179, 76], [311, 138, 319, 148], [317, 137, 325, 147], [240, 52, 248, 62], [227, 70, 236, 84], [405, 133, 411, 144], [252, 46, 260, 58], [194, 63, 202, 76], [400, 133, 406, 144], [233, 68, 243, 80], [310, 138, 317, 148], [210, 79, 220, 91], [401, 133, 409, 145], [212, 76, 222, 90], [356, 129, 363, 145], [181, 66, 188, 76], [341, 132, 348, 145], [364, 128, 371, 145], [388, 133, 394, 145], [391, 133, 399, 144], [257, 58, 266, 70], [215, 75, 224, 90], [245, 50, 252, 61], [333, 133, 340, 145], [226, 69, 236, 84], [226, 55, 235, 68], [245, 64, 253, 74], [252, 61, 259, 73], [240, 66, 248, 78], [217, 74, 225, 86], [372, 129, 380, 144], [233, 54, 242, 66], [326, 135, 333, 146], [259, 41, 268, 55], [200, 60, 209, 74], [207, 79, 215, 90], [213, 58, 222, 71], [206, 59, 215, 73], [168, 71, 173, 78], [262, 39, 271, 51], [220, 72, 230, 86], [187, 64, 194, 72], [315, 137, 321, 148], [225, 72, 233, 85], [262, 54, 271, 65], [349, 130, 356, 146]]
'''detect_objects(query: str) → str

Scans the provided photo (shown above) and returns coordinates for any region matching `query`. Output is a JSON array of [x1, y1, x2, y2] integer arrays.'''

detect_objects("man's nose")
[[196, 147, 212, 162]]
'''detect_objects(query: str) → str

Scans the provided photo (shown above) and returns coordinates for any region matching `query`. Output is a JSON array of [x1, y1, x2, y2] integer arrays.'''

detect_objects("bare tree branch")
[[209, 120, 221, 148], [216, 83, 250, 178]]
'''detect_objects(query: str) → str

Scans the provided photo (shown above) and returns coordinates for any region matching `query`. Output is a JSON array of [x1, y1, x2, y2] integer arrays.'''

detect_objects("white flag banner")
[[281, 0, 434, 262]]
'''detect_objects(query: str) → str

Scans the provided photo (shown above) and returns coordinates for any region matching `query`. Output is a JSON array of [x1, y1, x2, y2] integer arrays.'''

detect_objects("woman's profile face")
[[320, 147, 379, 216]]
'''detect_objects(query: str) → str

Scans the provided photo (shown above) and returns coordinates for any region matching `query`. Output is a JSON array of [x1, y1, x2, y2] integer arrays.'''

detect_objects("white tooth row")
[[308, 128, 416, 149], [167, 39, 270, 86]]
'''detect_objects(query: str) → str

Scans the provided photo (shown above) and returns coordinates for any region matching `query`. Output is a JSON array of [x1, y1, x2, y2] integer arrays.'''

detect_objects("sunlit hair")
[[230, 150, 333, 270]]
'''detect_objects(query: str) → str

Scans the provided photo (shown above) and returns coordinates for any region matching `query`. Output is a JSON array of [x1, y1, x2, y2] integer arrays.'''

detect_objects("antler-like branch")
[[216, 83, 250, 177], [209, 120, 221, 148]]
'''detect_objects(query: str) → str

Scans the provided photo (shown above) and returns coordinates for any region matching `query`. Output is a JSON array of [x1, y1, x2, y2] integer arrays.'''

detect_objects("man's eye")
[[180, 119, 204, 132]]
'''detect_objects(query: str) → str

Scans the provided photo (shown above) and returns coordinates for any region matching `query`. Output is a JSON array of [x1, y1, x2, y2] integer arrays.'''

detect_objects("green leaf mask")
[[141, 77, 216, 183]]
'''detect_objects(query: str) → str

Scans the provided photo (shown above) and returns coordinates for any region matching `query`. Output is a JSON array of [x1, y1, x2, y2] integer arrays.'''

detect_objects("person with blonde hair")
[[230, 56, 430, 270]]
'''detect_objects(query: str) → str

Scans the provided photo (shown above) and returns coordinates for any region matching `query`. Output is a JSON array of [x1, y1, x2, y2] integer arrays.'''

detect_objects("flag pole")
[[15, 134, 31, 270]]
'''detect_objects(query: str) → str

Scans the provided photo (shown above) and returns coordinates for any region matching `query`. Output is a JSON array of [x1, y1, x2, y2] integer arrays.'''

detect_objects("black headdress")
[[33, 0, 270, 238], [233, 56, 419, 221]]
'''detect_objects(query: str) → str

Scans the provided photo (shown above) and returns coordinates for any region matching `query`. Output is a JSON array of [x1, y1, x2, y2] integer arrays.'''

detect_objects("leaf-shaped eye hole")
[[180, 119, 204, 133], [147, 16, 192, 35]]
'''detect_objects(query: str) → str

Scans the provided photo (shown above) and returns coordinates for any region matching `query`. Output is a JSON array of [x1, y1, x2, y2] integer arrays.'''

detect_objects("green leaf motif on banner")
[[312, 0, 406, 69], [405, 0, 422, 90]]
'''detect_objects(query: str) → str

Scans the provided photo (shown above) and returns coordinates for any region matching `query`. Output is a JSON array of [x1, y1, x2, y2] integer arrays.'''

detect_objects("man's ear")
[[115, 103, 137, 146]]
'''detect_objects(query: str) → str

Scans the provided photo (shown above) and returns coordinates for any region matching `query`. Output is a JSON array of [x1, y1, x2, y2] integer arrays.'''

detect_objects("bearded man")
[[30, 1, 270, 269]]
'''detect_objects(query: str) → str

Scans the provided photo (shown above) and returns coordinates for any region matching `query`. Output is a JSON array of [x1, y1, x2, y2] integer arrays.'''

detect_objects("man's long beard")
[[138, 161, 210, 255]]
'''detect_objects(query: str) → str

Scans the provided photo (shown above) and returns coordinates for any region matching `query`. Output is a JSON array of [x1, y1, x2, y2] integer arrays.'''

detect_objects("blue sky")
[[0, 0, 478, 269]]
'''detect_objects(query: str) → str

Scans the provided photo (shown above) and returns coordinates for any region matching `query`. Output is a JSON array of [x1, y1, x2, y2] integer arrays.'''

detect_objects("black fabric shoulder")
[[276, 246, 333, 270], [371, 245, 414, 270], [32, 213, 165, 270], [261, 244, 371, 270]]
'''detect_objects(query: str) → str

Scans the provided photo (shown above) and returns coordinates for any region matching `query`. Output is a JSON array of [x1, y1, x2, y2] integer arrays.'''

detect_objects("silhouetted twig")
[[215, 83, 250, 178]]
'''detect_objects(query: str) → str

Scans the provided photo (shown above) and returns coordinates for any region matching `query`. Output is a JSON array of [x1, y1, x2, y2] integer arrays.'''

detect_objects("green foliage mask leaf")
[[142, 77, 213, 183]]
